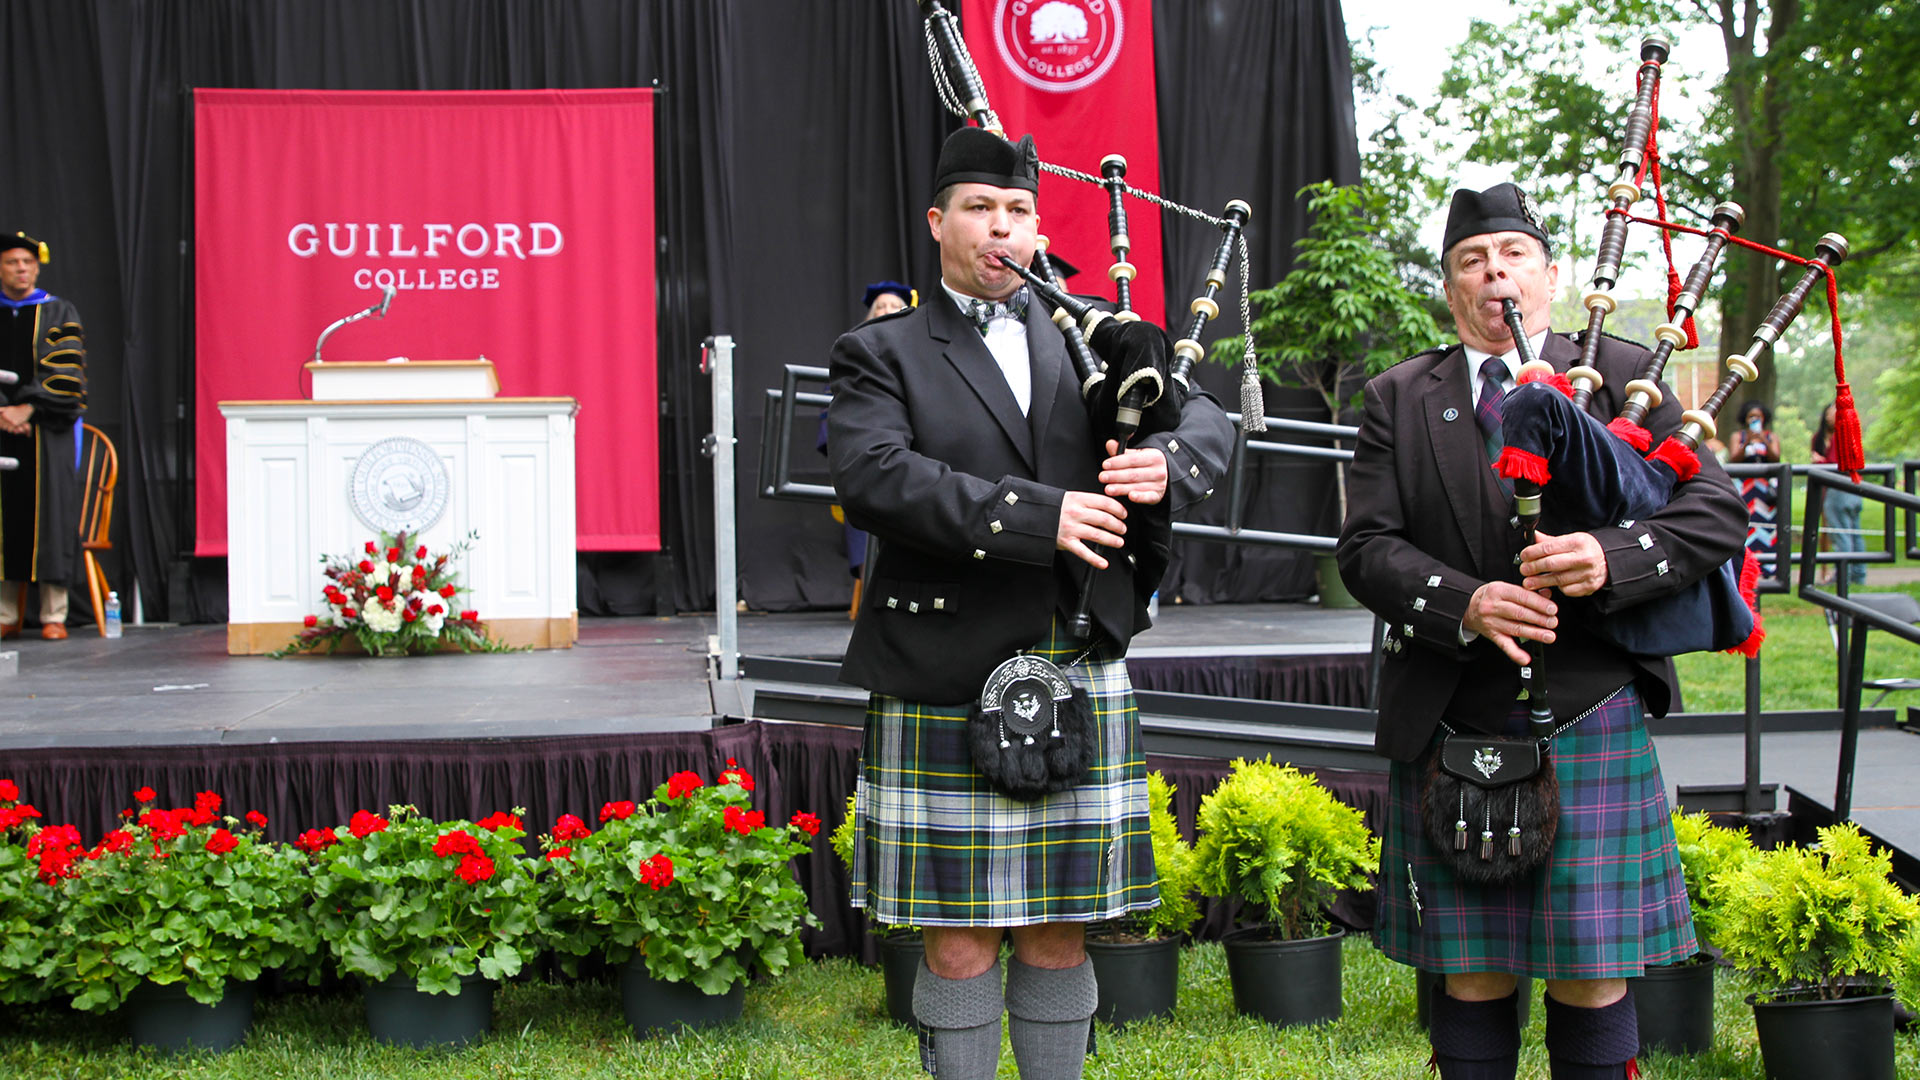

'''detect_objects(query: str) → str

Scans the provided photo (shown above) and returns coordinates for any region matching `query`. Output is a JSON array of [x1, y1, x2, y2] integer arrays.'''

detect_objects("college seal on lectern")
[[349, 437, 449, 534]]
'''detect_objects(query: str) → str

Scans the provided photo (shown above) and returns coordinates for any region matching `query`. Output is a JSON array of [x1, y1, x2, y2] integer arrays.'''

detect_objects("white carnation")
[[424, 610, 446, 635], [362, 601, 403, 634]]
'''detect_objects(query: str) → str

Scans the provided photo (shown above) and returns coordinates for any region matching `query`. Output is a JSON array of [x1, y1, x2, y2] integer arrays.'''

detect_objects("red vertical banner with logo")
[[963, 0, 1163, 324], [193, 89, 656, 555]]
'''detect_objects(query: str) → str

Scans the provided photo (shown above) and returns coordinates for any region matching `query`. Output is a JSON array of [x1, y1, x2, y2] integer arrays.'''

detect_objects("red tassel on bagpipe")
[[1833, 382, 1865, 480], [1516, 368, 1576, 399], [1494, 446, 1552, 485], [1607, 417, 1653, 452], [1645, 436, 1700, 482], [1726, 549, 1766, 657]]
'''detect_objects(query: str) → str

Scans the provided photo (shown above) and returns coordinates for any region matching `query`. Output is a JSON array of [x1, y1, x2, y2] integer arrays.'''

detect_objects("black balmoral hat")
[[934, 127, 1040, 197], [1442, 183, 1549, 257]]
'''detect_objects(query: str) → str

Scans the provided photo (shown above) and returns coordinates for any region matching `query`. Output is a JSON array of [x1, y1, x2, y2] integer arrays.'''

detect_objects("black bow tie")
[[967, 289, 1029, 334]]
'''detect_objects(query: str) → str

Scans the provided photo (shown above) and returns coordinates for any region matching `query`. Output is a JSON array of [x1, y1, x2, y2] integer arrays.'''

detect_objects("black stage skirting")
[[0, 721, 1385, 960], [1127, 652, 1370, 706]]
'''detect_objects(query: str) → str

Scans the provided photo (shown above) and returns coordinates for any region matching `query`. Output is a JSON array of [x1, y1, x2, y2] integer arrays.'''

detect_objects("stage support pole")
[[705, 335, 739, 681], [1742, 620, 1764, 815], [1834, 617, 1869, 822]]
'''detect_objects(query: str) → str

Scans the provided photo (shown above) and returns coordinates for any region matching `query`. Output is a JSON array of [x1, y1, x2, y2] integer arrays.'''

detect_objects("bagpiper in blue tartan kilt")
[[1374, 684, 1697, 979], [851, 623, 1160, 927]]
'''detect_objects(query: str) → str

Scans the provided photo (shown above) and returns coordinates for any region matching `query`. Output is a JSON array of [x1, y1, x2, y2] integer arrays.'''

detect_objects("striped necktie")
[[1475, 356, 1513, 499]]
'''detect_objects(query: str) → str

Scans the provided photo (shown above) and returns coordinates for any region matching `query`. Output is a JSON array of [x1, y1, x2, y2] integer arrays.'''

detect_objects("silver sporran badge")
[[349, 436, 449, 534], [979, 654, 1075, 748]]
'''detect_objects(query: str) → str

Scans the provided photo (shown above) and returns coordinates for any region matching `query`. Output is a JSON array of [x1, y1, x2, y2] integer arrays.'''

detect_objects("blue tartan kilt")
[[1374, 685, 1696, 980], [851, 623, 1159, 928]]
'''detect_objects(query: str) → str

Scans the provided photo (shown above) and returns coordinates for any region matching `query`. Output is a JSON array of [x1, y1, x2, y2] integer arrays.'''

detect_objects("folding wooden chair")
[[79, 423, 118, 636]]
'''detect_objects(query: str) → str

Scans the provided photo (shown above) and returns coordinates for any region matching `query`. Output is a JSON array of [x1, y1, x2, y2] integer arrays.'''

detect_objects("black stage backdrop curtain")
[[0, 0, 1357, 624], [0, 721, 1386, 958]]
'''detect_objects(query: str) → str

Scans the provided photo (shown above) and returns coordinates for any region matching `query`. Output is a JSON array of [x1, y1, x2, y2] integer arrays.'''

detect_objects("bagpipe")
[[1491, 35, 1863, 667], [918, 0, 1256, 637]]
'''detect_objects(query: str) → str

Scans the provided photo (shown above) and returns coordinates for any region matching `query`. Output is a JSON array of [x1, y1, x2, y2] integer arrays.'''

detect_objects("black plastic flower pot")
[[1221, 925, 1343, 1028], [619, 956, 745, 1037], [1632, 954, 1715, 1055], [1749, 986, 1895, 1080], [1413, 969, 1531, 1030], [877, 929, 924, 1026], [1086, 934, 1179, 1026], [364, 971, 494, 1048], [125, 979, 256, 1052]]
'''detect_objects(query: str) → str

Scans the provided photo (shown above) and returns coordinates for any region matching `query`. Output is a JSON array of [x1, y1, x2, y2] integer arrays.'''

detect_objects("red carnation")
[[551, 813, 592, 841], [303, 614, 319, 628], [599, 800, 636, 823], [245, 810, 268, 829], [545, 847, 573, 862], [723, 806, 764, 835], [348, 810, 390, 838], [638, 852, 674, 890], [133, 786, 156, 804], [386, 546, 401, 562], [789, 811, 821, 837], [0, 779, 16, 803], [365, 541, 377, 554], [342, 608, 358, 620], [455, 853, 495, 884], [439, 584, 458, 599], [295, 828, 338, 853], [358, 560, 375, 574], [460, 610, 479, 622], [665, 771, 704, 800], [428, 604, 445, 616], [415, 545, 428, 560], [433, 830, 482, 858], [402, 609, 418, 623], [205, 829, 239, 855], [376, 585, 395, 603], [476, 812, 523, 833]]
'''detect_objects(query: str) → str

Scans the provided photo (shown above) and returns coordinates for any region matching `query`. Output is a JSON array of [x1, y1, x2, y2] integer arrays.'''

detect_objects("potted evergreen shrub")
[[1710, 823, 1919, 1080], [1633, 810, 1757, 1055], [1191, 758, 1379, 1027], [44, 787, 317, 1051], [305, 805, 547, 1048], [1085, 771, 1201, 1025], [828, 791, 922, 1026], [544, 762, 819, 1036]]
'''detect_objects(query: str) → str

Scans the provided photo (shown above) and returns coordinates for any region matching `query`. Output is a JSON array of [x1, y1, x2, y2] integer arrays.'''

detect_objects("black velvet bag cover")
[[1420, 732, 1560, 885], [1085, 319, 1181, 441], [967, 655, 1095, 802]]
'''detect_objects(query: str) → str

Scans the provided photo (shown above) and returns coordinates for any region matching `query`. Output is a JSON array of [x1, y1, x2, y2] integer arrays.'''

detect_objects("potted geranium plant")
[[43, 787, 317, 1051], [272, 530, 507, 657], [828, 791, 921, 1025], [1634, 810, 1757, 1055], [544, 761, 819, 1036], [0, 780, 61, 1007], [1086, 772, 1201, 1025], [305, 804, 547, 1048], [1191, 758, 1379, 1027], [1710, 822, 1919, 1080]]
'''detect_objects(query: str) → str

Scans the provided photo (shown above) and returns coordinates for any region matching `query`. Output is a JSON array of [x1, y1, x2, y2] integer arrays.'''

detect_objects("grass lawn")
[[1673, 580, 1920, 714], [3, 940, 1915, 1078]]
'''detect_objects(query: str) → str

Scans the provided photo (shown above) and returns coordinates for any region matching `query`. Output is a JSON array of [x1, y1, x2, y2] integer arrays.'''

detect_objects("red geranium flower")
[[90, 829, 134, 858], [348, 810, 390, 838], [719, 759, 755, 792], [205, 829, 239, 854], [723, 806, 764, 835], [0, 779, 16, 802], [245, 810, 268, 829], [5, 803, 41, 824], [665, 771, 704, 799], [789, 811, 821, 837], [551, 813, 592, 841], [475, 812, 523, 833], [599, 800, 636, 823], [433, 830, 482, 858], [638, 852, 674, 890], [142, 808, 188, 840], [133, 786, 156, 804], [455, 853, 495, 884], [545, 847, 572, 862], [295, 828, 338, 853]]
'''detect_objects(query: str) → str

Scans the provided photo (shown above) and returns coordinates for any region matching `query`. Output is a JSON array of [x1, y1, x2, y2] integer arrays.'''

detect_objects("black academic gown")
[[0, 293, 87, 585]]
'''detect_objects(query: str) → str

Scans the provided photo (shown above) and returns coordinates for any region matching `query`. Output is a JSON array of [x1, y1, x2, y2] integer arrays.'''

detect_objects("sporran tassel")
[[1455, 790, 1468, 851]]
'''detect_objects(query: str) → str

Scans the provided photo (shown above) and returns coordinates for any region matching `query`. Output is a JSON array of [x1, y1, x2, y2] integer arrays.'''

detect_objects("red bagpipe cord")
[[1632, 67, 1698, 351], [1728, 548, 1766, 657]]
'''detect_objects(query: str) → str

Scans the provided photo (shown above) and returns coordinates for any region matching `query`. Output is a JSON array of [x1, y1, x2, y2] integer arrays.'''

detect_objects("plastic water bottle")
[[103, 592, 122, 639], [1147, 589, 1160, 621]]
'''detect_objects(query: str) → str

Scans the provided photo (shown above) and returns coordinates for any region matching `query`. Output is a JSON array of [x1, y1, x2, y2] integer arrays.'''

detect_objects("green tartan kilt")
[[1375, 685, 1697, 979], [851, 624, 1159, 927]]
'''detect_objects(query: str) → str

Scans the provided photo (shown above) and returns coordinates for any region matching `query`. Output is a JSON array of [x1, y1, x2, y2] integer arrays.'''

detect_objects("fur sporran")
[[1419, 731, 1560, 885], [967, 654, 1095, 801]]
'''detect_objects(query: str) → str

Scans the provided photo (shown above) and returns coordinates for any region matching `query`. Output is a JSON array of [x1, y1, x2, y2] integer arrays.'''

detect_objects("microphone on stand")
[[311, 284, 397, 364]]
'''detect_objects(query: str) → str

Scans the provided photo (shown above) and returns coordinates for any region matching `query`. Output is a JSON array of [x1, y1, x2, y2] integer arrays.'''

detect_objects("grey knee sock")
[[912, 958, 1004, 1080], [1004, 957, 1098, 1080]]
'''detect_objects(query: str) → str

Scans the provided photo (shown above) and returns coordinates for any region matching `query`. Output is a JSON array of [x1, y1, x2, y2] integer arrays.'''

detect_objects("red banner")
[[964, 0, 1163, 324], [193, 89, 657, 555]]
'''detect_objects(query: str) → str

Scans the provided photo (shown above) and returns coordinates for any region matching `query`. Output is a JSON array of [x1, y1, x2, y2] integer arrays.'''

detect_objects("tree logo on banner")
[[993, 0, 1124, 94]]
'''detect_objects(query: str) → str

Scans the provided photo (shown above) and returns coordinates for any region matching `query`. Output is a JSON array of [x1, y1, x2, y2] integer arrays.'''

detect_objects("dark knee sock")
[[1004, 957, 1098, 1080], [1428, 990, 1521, 1080], [912, 959, 1003, 1080], [1544, 988, 1639, 1080]]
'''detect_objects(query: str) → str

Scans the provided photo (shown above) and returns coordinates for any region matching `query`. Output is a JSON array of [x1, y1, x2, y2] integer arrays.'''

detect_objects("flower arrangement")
[[42, 787, 318, 1011], [1191, 758, 1380, 941], [0, 780, 62, 1005], [545, 760, 821, 995], [305, 805, 548, 994], [273, 530, 506, 657]]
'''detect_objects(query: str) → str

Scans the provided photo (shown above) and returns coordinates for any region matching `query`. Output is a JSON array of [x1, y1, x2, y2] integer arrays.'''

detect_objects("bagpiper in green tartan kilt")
[[851, 622, 1159, 927]]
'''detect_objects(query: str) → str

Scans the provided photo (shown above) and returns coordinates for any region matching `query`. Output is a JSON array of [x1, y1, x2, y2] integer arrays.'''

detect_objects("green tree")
[[1431, 0, 1920, 413]]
